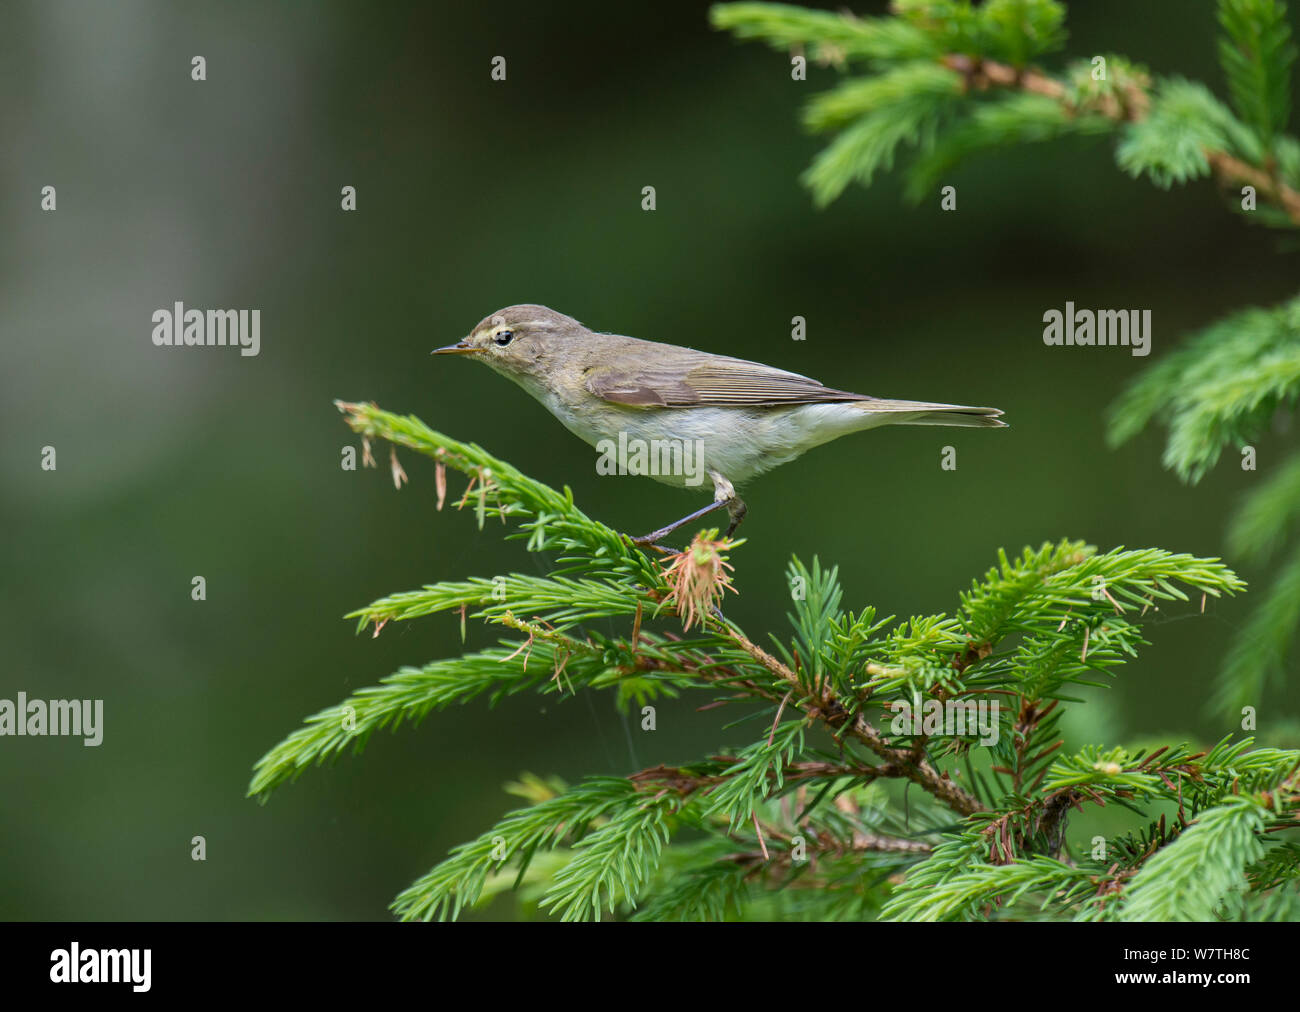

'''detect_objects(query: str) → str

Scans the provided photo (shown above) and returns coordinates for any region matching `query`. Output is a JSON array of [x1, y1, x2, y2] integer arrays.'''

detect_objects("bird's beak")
[[431, 339, 480, 356]]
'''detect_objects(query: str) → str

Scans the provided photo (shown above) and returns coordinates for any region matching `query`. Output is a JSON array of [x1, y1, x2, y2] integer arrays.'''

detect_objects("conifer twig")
[[941, 52, 1300, 223], [721, 626, 984, 816]]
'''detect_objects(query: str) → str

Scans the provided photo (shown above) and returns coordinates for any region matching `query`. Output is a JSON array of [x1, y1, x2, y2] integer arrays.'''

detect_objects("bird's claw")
[[625, 532, 680, 555]]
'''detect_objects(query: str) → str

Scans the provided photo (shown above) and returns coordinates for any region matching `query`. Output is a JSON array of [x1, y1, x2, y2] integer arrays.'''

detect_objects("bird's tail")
[[859, 399, 1007, 428]]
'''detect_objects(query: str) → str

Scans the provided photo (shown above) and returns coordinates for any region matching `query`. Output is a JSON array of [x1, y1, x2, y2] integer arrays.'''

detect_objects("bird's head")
[[433, 304, 584, 381]]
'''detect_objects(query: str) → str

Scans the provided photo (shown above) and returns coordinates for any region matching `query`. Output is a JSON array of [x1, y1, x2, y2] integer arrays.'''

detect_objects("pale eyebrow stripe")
[[483, 317, 559, 332]]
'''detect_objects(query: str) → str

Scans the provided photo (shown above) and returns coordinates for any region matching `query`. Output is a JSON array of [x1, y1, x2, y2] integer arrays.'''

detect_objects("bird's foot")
[[626, 532, 680, 555], [723, 497, 748, 539]]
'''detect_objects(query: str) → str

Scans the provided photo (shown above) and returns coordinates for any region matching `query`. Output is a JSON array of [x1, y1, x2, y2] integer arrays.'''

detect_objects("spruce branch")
[[723, 623, 985, 815], [247, 639, 644, 801], [1105, 293, 1300, 715], [1120, 796, 1269, 921], [335, 400, 662, 586], [716, 0, 1300, 730], [1218, 0, 1297, 150], [712, 0, 1300, 223], [1215, 540, 1300, 714], [347, 574, 651, 635], [246, 403, 1287, 920]]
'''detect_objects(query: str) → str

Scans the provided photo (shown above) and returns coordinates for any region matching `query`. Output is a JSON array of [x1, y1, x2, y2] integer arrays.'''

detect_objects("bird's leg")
[[629, 499, 728, 548], [724, 496, 747, 538], [629, 470, 745, 548], [709, 470, 747, 539]]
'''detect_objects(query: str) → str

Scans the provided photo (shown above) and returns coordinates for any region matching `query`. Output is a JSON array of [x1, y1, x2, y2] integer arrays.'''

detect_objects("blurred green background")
[[3, 0, 1298, 919]]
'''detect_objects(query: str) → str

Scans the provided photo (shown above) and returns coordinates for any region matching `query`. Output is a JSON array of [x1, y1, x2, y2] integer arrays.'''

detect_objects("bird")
[[434, 304, 1005, 546]]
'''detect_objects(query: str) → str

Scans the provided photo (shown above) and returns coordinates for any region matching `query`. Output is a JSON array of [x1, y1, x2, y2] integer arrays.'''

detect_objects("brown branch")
[[722, 627, 985, 817], [941, 53, 1300, 227], [1208, 150, 1300, 222], [629, 758, 878, 799], [724, 829, 933, 875]]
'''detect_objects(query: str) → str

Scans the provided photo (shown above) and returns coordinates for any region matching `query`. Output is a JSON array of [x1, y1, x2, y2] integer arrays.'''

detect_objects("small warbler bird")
[[435, 305, 1005, 545]]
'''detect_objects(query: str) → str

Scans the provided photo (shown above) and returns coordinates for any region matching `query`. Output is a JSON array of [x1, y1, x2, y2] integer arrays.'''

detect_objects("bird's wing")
[[584, 350, 865, 408]]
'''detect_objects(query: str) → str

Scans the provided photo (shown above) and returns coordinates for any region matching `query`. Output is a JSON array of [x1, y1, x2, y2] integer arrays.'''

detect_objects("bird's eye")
[[493, 330, 514, 346]]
